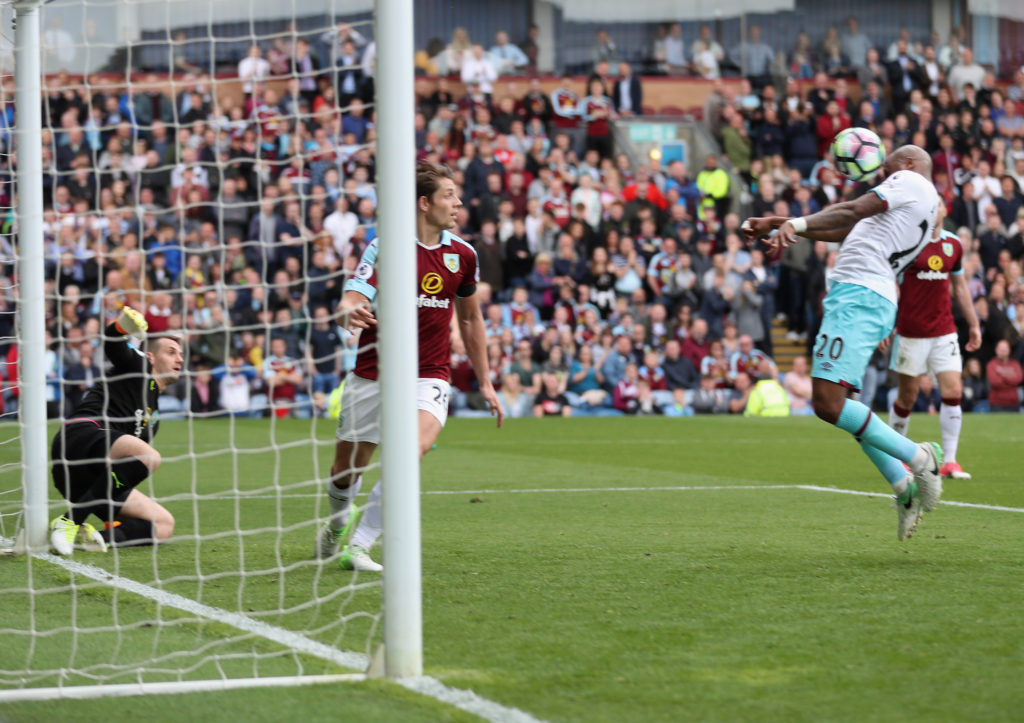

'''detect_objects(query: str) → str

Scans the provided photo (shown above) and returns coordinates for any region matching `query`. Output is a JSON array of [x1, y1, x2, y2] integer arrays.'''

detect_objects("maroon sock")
[[892, 402, 911, 418]]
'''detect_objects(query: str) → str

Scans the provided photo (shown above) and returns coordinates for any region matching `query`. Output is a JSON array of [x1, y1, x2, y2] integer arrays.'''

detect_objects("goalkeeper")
[[49, 307, 182, 555]]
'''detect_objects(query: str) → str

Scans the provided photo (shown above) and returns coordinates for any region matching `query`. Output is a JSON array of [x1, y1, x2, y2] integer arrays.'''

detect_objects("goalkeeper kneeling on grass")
[[49, 306, 182, 555]]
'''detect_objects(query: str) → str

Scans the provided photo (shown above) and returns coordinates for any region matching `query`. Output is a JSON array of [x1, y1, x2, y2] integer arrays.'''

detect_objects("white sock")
[[889, 403, 910, 437], [327, 474, 362, 530], [350, 480, 382, 550], [892, 475, 910, 497], [939, 402, 962, 464]]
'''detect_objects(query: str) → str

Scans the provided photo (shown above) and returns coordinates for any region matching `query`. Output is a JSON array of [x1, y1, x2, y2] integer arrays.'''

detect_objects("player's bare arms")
[[742, 192, 886, 250], [338, 289, 376, 330], [454, 293, 505, 428]]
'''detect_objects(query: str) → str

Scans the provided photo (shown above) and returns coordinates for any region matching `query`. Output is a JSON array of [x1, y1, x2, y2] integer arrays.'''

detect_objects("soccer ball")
[[830, 128, 886, 182]]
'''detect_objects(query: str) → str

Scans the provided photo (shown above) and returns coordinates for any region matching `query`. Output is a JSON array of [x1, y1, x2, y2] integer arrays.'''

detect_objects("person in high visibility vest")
[[744, 359, 790, 417], [696, 153, 730, 220]]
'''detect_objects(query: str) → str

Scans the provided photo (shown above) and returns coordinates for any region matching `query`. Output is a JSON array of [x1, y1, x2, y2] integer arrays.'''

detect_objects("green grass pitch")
[[1, 414, 1023, 722]]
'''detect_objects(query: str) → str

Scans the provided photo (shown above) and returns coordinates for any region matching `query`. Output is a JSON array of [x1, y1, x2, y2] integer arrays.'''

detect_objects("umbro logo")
[[819, 362, 833, 371]]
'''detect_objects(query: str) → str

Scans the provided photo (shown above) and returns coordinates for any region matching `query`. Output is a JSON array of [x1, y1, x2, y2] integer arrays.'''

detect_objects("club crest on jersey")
[[942, 242, 953, 257], [443, 253, 460, 273], [927, 255, 943, 271]]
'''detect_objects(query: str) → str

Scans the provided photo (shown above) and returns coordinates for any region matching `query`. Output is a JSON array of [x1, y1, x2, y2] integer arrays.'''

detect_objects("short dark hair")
[[146, 333, 183, 354], [416, 161, 454, 201]]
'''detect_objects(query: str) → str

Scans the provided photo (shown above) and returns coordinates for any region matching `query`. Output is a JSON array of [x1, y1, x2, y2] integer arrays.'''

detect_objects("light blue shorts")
[[811, 282, 896, 391]]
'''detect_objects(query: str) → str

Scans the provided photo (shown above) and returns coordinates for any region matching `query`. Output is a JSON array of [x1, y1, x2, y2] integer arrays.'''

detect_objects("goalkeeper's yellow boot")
[[76, 522, 108, 552], [50, 516, 79, 556]]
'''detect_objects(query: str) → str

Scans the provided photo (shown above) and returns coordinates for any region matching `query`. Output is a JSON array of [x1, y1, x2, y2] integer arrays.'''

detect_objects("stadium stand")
[[1, 7, 1022, 424]]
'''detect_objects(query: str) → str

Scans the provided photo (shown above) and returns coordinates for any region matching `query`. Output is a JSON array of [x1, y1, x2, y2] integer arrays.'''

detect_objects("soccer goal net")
[[0, 0, 421, 698]]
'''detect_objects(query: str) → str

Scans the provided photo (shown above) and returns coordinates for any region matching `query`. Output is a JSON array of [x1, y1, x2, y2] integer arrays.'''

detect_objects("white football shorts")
[[336, 374, 451, 444], [889, 332, 962, 377]]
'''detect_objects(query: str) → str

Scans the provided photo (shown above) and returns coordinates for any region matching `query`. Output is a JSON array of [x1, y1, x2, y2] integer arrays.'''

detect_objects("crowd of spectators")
[[0, 16, 1021, 422], [697, 19, 1024, 412]]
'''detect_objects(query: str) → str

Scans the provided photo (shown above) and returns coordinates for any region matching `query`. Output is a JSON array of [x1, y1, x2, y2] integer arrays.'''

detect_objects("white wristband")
[[791, 217, 808, 233]]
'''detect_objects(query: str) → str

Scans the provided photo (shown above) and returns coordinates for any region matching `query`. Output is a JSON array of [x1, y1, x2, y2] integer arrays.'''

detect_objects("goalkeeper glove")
[[116, 306, 149, 336]]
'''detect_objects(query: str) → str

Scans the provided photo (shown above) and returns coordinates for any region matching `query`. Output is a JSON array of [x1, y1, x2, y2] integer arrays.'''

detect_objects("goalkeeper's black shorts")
[[51, 419, 131, 504]]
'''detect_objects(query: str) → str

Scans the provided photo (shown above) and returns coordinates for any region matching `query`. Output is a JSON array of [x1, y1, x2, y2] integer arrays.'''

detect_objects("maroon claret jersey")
[[346, 232, 479, 382], [550, 88, 580, 128], [895, 229, 963, 339]]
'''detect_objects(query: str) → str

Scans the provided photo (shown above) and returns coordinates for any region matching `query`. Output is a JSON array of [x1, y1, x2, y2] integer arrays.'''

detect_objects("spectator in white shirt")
[[948, 47, 986, 101], [691, 25, 725, 67], [237, 45, 270, 95], [693, 39, 720, 80], [461, 44, 498, 95], [938, 34, 962, 72], [325, 196, 359, 259], [570, 173, 602, 230], [442, 26, 472, 76], [361, 41, 376, 79], [170, 147, 209, 189], [971, 159, 1002, 222]]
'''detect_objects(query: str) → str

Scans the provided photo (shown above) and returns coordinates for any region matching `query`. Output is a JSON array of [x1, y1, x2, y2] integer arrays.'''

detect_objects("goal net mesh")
[[0, 0, 387, 692]]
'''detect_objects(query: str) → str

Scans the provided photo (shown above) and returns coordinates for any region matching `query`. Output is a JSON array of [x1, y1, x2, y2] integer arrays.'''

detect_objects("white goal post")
[[13, 0, 49, 555], [0, 0, 421, 698]]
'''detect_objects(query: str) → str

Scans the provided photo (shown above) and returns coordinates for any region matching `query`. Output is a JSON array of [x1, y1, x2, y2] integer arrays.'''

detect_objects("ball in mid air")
[[831, 127, 885, 182]]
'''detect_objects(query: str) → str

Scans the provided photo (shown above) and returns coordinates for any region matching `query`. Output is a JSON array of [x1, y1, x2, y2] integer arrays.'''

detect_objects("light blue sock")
[[859, 441, 910, 490], [835, 398, 917, 463]]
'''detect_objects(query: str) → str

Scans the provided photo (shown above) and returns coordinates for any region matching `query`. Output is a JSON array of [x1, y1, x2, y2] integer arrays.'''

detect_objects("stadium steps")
[[770, 319, 806, 373]]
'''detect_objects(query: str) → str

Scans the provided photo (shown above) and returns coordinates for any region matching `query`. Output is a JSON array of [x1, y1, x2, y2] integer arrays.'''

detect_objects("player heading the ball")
[[743, 145, 943, 541]]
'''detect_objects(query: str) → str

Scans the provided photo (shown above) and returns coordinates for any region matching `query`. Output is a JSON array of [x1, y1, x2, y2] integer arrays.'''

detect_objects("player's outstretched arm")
[[455, 294, 504, 428], [741, 216, 789, 240], [774, 193, 884, 248], [104, 306, 149, 372], [338, 290, 376, 331], [743, 214, 854, 248]]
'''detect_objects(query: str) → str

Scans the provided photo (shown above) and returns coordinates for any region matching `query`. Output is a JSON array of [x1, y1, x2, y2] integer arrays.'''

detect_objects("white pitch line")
[[399, 676, 543, 723], [196, 485, 1024, 513], [795, 484, 1024, 513], [426, 484, 799, 495], [1, 540, 545, 723], [194, 485, 798, 501]]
